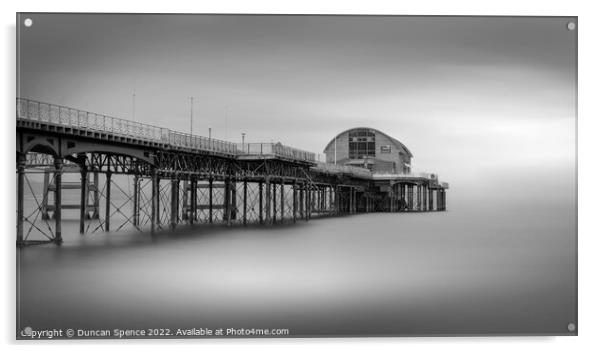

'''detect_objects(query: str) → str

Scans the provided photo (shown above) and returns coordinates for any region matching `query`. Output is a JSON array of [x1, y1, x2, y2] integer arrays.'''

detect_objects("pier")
[[16, 98, 448, 246]]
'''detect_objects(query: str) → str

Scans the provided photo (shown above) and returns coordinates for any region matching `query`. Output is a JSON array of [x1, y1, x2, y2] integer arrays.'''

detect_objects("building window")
[[348, 128, 375, 159]]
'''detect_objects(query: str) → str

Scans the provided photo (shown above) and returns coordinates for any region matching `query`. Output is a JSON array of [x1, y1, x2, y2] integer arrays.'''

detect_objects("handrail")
[[16, 98, 241, 156], [17, 98, 317, 160], [237, 143, 315, 162]]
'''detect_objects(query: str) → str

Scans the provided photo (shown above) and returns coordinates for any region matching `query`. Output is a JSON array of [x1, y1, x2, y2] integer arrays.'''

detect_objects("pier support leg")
[[441, 190, 446, 211], [265, 177, 271, 225], [191, 178, 197, 224], [151, 169, 157, 234], [409, 185, 414, 211], [293, 181, 297, 223], [224, 178, 231, 225], [272, 182, 277, 224], [299, 183, 304, 219], [133, 175, 140, 227], [105, 172, 112, 232], [54, 157, 63, 244], [92, 172, 99, 219], [243, 179, 248, 226], [170, 178, 179, 230], [79, 166, 87, 234], [259, 181, 264, 225], [428, 188, 434, 211], [306, 184, 310, 221], [17, 154, 26, 245], [231, 180, 237, 221], [280, 180, 284, 223], [209, 179, 213, 224]]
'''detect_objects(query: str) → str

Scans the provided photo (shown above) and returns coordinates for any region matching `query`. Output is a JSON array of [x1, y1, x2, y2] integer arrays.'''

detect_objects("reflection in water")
[[17, 201, 576, 336]]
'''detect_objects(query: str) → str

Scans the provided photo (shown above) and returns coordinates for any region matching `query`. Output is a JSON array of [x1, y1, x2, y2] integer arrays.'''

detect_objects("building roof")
[[323, 127, 413, 158]]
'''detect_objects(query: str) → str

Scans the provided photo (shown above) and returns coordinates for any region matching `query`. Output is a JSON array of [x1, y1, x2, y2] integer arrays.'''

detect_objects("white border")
[[2, 1, 600, 352]]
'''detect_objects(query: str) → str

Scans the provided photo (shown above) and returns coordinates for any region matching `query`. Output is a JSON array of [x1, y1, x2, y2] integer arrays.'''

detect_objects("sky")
[[17, 14, 577, 206]]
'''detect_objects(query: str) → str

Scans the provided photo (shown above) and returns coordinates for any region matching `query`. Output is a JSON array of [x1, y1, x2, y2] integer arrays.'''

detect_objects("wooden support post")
[[79, 165, 87, 234], [17, 154, 26, 244], [441, 189, 446, 211], [105, 172, 112, 232], [54, 157, 63, 244], [243, 179, 248, 226], [265, 177, 271, 225], [209, 178, 213, 223], [151, 168, 157, 234], [280, 179, 284, 223], [259, 181, 264, 224], [293, 181, 297, 223]]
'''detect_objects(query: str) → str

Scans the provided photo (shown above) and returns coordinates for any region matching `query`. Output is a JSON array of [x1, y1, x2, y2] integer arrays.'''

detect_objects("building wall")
[[324, 131, 350, 164], [324, 128, 412, 173]]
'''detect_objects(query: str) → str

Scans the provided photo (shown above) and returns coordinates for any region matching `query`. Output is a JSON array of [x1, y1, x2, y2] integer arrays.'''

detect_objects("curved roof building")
[[323, 127, 412, 174]]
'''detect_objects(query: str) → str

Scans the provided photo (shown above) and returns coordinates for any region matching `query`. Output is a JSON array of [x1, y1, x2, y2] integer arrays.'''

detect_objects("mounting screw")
[[567, 323, 576, 332], [567, 22, 576, 31], [24, 18, 33, 27]]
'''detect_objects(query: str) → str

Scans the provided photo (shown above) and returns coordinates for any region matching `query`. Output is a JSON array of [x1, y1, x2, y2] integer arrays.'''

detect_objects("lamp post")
[[241, 132, 246, 145]]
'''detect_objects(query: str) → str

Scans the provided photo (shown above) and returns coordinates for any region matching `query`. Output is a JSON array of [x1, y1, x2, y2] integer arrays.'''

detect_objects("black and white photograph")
[[14, 13, 577, 340]]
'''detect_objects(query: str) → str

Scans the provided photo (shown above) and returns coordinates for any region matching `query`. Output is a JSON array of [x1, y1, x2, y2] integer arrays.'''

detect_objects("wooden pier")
[[16, 98, 448, 246]]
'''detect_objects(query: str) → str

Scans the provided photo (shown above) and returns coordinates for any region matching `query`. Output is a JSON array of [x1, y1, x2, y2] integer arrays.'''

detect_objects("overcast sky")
[[17, 14, 576, 204]]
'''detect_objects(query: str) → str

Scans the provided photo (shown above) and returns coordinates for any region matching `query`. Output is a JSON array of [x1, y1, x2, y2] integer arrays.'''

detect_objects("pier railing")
[[17, 98, 246, 156], [237, 143, 315, 162]]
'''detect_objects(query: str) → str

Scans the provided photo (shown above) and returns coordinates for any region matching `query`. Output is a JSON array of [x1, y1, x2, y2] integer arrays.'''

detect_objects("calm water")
[[17, 200, 576, 337]]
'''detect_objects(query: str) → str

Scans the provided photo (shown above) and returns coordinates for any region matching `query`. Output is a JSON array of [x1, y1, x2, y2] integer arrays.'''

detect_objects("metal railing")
[[237, 143, 315, 162], [17, 98, 241, 156], [372, 172, 438, 179]]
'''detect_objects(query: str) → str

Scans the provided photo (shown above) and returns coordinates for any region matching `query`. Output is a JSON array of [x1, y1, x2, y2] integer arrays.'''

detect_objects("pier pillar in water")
[[190, 178, 197, 224], [243, 179, 248, 226], [53, 157, 63, 244], [151, 168, 158, 234], [441, 189, 447, 211], [79, 164, 87, 234], [133, 175, 140, 227], [209, 178, 213, 223], [280, 179, 284, 223], [272, 182, 277, 224], [265, 177, 271, 225], [224, 178, 231, 225], [231, 179, 237, 221], [259, 180, 264, 224], [293, 181, 297, 223], [170, 178, 179, 230], [428, 187, 434, 211], [16, 153, 26, 245]]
